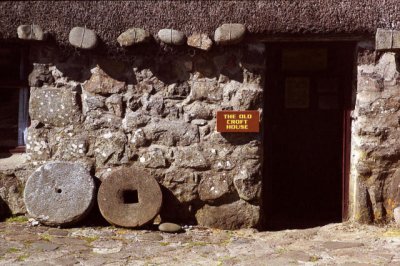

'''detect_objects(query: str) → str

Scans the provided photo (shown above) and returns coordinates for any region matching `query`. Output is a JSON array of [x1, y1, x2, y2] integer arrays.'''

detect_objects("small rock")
[[17, 24, 45, 40], [158, 222, 182, 233], [28, 218, 40, 227], [394, 207, 400, 225], [187, 33, 213, 51], [69, 27, 98, 49], [117, 28, 151, 46], [83, 66, 126, 95], [158, 29, 186, 45], [214, 23, 246, 45]]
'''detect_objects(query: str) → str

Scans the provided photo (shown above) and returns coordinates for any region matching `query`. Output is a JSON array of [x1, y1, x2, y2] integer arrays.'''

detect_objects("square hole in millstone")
[[122, 189, 139, 204]]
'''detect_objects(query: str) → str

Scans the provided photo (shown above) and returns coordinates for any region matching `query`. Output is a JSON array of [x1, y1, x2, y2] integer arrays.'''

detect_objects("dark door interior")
[[264, 42, 354, 230]]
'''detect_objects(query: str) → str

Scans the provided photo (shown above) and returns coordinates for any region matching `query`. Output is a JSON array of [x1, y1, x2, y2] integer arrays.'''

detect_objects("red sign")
[[216, 111, 260, 133]]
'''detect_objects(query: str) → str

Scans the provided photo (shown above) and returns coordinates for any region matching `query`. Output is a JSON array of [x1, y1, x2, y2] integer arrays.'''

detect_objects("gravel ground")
[[0, 221, 399, 265]]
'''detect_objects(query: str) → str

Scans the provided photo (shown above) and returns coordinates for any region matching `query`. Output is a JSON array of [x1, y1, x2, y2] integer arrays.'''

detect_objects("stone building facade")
[[1, 0, 400, 229]]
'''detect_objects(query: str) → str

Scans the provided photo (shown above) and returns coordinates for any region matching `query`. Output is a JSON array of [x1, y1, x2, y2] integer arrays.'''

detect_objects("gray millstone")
[[17, 24, 45, 41], [24, 162, 95, 226], [117, 28, 151, 47], [69, 27, 98, 49], [394, 207, 400, 225], [214, 23, 246, 45], [97, 167, 162, 228], [157, 29, 186, 45], [158, 222, 182, 233]]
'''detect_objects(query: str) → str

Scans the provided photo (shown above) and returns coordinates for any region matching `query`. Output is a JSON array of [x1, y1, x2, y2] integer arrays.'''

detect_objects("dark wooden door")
[[264, 42, 354, 230]]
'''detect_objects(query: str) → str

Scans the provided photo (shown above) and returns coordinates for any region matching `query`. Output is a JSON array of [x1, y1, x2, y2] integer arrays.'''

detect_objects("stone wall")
[[352, 46, 400, 224], [21, 43, 265, 229]]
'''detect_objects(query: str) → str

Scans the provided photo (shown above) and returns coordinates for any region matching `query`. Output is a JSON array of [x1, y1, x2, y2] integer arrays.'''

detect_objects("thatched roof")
[[0, 0, 398, 48]]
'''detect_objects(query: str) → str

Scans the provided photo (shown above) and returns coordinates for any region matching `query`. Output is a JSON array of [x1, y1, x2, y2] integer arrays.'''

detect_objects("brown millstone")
[[97, 167, 162, 228]]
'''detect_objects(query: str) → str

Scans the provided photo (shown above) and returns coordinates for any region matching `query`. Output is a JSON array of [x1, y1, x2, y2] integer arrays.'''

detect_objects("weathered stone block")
[[184, 102, 214, 120], [105, 94, 124, 117], [233, 161, 262, 201], [143, 120, 199, 146], [163, 169, 199, 203], [123, 110, 151, 132], [0, 173, 25, 216], [24, 162, 95, 226], [117, 28, 151, 47], [97, 167, 162, 227], [139, 146, 168, 168], [82, 93, 106, 114], [376, 28, 400, 50], [84, 112, 122, 130], [17, 24, 45, 41], [53, 137, 88, 160], [187, 33, 213, 51], [174, 146, 209, 169], [142, 94, 165, 115], [29, 87, 81, 127], [69, 27, 97, 49], [158, 29, 186, 45], [191, 80, 222, 103], [29, 64, 54, 87], [223, 82, 263, 110], [26, 128, 51, 161], [165, 83, 191, 99], [83, 67, 126, 95], [94, 130, 127, 166], [198, 171, 233, 201], [195, 200, 260, 229], [214, 23, 246, 45], [375, 53, 398, 83]]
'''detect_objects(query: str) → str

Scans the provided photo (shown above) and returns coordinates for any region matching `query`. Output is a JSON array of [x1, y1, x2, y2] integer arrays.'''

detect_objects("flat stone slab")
[[322, 241, 365, 250], [97, 167, 162, 228], [24, 162, 95, 226]]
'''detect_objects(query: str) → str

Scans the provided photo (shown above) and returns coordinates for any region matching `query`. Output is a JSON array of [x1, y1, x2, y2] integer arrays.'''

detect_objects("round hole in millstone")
[[24, 162, 95, 226], [97, 167, 162, 228]]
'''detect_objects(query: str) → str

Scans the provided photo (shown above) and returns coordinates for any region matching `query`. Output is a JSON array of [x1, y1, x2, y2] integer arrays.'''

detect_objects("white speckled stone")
[[24, 162, 95, 226]]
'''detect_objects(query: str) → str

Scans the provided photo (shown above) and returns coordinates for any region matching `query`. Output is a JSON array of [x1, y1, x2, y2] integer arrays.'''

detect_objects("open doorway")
[[0, 44, 29, 156], [263, 42, 355, 230]]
